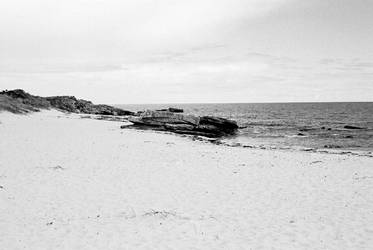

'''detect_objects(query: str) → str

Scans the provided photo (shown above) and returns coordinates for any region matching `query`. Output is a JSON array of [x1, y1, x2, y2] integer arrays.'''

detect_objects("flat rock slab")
[[126, 110, 238, 138]]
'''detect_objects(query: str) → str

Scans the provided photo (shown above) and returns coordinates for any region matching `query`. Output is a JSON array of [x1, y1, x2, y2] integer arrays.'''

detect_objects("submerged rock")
[[127, 110, 238, 138], [324, 144, 342, 149], [299, 128, 313, 132], [344, 125, 364, 130]]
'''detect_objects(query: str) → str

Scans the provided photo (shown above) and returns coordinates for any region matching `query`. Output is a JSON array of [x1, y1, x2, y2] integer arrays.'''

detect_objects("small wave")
[[243, 122, 285, 127], [215, 140, 373, 158]]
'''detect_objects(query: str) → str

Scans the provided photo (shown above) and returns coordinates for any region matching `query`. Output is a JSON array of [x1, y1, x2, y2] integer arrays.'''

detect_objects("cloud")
[[0, 0, 292, 61], [1, 54, 372, 103], [0, 0, 372, 103]]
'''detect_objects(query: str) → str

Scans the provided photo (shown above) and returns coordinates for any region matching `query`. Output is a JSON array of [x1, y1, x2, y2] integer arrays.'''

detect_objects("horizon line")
[[111, 101, 373, 105]]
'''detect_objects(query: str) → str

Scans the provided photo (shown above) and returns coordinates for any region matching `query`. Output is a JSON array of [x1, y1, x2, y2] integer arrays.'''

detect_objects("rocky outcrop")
[[0, 89, 134, 116], [46, 96, 133, 115], [125, 110, 238, 137]]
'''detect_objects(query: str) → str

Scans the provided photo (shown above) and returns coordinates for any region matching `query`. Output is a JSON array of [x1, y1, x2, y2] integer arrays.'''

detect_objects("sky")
[[0, 0, 372, 103]]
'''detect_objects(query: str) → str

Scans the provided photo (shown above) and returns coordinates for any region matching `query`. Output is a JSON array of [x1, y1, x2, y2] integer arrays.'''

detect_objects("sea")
[[117, 103, 373, 153]]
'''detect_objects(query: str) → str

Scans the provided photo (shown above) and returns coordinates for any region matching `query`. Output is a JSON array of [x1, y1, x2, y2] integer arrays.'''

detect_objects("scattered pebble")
[[324, 145, 341, 149], [51, 165, 65, 170], [310, 161, 323, 165]]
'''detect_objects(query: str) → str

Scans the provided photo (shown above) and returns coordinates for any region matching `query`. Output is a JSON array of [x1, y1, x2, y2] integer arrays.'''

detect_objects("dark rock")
[[127, 110, 238, 138], [297, 133, 306, 136], [324, 144, 342, 149], [345, 135, 354, 138], [199, 116, 238, 132], [327, 128, 332, 130], [168, 107, 184, 113], [299, 128, 312, 132], [321, 126, 326, 129], [156, 107, 184, 113], [210, 139, 223, 145], [344, 125, 364, 130], [302, 148, 315, 152]]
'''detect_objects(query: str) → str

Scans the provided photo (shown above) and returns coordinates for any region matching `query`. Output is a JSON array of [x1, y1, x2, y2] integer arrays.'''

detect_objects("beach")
[[1, 110, 373, 250]]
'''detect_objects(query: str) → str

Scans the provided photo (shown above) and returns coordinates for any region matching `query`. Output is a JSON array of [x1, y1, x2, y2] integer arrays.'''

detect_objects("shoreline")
[[79, 112, 373, 158], [125, 127, 373, 158]]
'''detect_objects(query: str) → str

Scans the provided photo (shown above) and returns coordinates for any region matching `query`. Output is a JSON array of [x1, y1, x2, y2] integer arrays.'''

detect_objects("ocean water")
[[117, 103, 373, 152]]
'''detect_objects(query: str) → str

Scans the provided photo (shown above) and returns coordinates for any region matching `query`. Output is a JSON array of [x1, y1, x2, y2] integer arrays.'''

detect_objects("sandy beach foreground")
[[0, 110, 372, 250]]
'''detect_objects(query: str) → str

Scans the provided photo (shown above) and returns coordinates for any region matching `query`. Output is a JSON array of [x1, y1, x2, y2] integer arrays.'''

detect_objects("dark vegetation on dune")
[[0, 94, 42, 113], [0, 89, 134, 115]]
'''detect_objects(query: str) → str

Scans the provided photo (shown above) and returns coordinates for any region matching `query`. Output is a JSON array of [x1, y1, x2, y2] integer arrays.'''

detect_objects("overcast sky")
[[0, 0, 372, 103]]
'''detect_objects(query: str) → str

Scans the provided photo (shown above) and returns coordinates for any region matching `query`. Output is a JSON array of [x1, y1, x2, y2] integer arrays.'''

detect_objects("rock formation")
[[125, 109, 238, 137]]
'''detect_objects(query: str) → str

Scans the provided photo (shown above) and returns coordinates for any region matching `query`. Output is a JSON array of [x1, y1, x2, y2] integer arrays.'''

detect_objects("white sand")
[[1, 110, 372, 250]]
